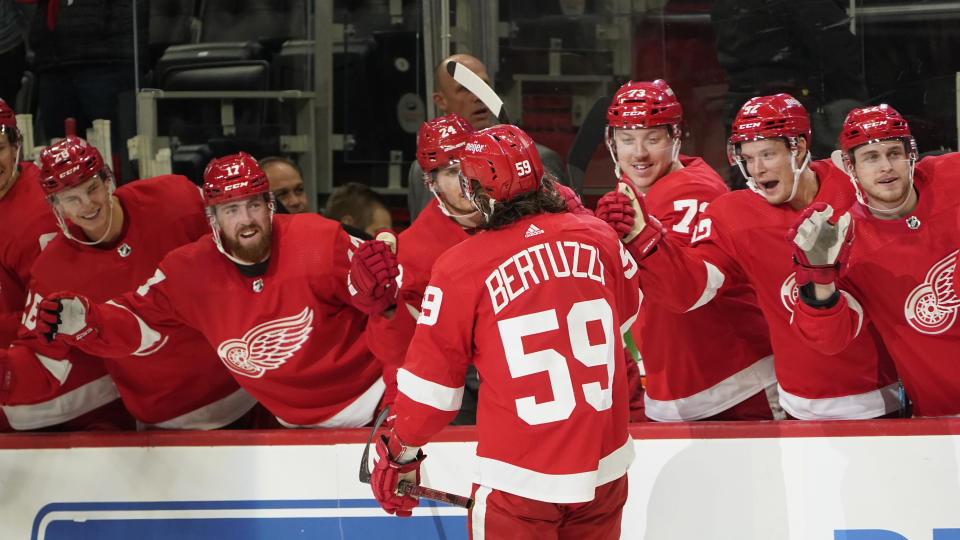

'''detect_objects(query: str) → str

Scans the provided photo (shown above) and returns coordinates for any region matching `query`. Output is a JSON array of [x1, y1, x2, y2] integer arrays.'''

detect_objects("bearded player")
[[34, 153, 385, 428], [1, 136, 257, 431]]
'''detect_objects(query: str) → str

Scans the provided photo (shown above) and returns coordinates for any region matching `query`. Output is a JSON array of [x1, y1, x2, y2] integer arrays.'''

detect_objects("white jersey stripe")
[[106, 300, 165, 355], [471, 486, 491, 540], [645, 354, 776, 422], [3, 375, 120, 430], [397, 368, 464, 412], [474, 437, 634, 503], [35, 353, 72, 385], [687, 261, 725, 311], [841, 290, 865, 338], [778, 381, 901, 420]]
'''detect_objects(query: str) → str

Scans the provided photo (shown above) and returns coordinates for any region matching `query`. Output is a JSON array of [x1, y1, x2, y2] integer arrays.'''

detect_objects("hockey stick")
[[359, 407, 475, 510], [445, 60, 510, 125]]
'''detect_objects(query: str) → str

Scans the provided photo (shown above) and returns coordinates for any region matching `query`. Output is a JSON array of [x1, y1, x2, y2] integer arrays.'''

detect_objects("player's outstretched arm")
[[596, 181, 733, 314], [33, 292, 151, 358], [787, 202, 853, 302], [555, 183, 593, 216], [787, 203, 866, 354], [595, 181, 665, 260], [371, 432, 426, 517], [35, 293, 100, 345], [349, 231, 401, 317]]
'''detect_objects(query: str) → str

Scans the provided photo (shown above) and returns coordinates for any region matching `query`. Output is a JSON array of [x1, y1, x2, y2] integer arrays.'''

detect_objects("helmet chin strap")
[[783, 149, 811, 204], [855, 159, 916, 217], [739, 148, 811, 203], [208, 198, 275, 265], [432, 191, 480, 221], [56, 182, 118, 246]]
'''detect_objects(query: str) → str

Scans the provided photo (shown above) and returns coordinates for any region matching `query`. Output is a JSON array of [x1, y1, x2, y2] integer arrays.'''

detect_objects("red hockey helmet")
[[458, 124, 544, 204], [203, 152, 270, 207], [839, 104, 915, 156], [38, 136, 108, 196], [727, 93, 810, 164], [606, 79, 683, 135], [0, 98, 15, 131], [416, 113, 473, 173]]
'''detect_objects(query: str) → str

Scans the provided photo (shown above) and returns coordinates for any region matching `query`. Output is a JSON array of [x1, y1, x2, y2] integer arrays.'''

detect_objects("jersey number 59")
[[497, 299, 616, 426]]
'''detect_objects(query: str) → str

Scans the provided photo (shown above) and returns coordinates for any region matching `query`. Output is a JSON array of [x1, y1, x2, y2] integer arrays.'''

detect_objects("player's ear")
[[432, 91, 447, 113], [341, 215, 356, 227]]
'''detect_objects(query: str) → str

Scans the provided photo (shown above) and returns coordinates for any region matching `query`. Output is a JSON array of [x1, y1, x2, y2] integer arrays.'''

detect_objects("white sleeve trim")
[[34, 353, 72, 385], [840, 290, 864, 338], [397, 368, 464, 412], [105, 300, 166, 355], [686, 261, 725, 312]]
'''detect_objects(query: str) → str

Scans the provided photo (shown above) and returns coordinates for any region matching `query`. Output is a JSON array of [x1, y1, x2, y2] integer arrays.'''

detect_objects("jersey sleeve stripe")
[[686, 261, 725, 312], [34, 353, 72, 385], [840, 290, 865, 338], [105, 300, 165, 355], [397, 368, 464, 412]]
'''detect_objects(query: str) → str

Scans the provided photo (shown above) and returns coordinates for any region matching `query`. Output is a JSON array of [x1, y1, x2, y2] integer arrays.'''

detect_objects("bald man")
[[260, 156, 309, 214], [407, 54, 572, 221]]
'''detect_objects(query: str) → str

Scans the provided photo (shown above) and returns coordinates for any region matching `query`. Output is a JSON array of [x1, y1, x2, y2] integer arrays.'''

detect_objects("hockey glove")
[[349, 232, 400, 316], [786, 202, 854, 286], [371, 433, 426, 517], [595, 180, 665, 259], [556, 183, 593, 216], [35, 292, 99, 344]]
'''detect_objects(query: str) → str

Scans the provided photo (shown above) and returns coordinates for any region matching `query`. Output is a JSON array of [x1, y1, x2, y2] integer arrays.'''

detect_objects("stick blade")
[[445, 60, 509, 125]]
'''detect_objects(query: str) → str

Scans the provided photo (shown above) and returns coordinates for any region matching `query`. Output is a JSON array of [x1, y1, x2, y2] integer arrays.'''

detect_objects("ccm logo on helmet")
[[57, 164, 82, 179], [465, 143, 486, 153], [224, 181, 250, 191], [738, 121, 762, 129]]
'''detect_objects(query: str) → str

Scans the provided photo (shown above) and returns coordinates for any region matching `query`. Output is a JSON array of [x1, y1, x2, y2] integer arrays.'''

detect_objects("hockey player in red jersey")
[[0, 136, 257, 430], [355, 113, 480, 365], [351, 114, 480, 423], [369, 125, 639, 539], [0, 99, 58, 348], [34, 152, 384, 428], [596, 94, 899, 420], [790, 105, 960, 417], [601, 79, 777, 421]]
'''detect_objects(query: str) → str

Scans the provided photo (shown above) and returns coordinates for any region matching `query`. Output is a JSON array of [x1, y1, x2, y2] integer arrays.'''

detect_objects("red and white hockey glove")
[[556, 183, 593, 216], [595, 180, 664, 259], [35, 292, 100, 344], [786, 202, 854, 286], [349, 231, 400, 316], [371, 433, 426, 517]]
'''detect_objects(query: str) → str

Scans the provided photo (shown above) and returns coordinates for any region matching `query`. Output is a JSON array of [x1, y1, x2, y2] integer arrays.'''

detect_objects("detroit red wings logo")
[[216, 308, 314, 378], [904, 250, 960, 335], [780, 272, 800, 314]]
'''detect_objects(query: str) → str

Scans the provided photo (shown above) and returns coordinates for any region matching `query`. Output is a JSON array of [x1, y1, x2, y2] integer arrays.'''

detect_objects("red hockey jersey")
[[366, 198, 470, 367], [632, 159, 898, 419], [8, 176, 254, 428], [637, 155, 774, 421], [0, 163, 58, 345], [73, 213, 383, 427], [792, 153, 960, 417], [394, 211, 640, 503]]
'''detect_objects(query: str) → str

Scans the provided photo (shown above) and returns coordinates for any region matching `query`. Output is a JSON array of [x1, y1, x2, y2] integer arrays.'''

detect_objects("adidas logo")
[[524, 224, 545, 238]]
